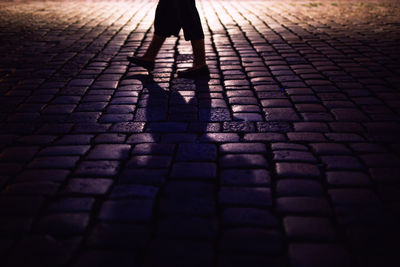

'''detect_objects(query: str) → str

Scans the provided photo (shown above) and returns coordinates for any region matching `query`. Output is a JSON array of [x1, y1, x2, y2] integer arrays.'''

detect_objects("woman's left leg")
[[141, 34, 166, 62], [127, 0, 178, 71]]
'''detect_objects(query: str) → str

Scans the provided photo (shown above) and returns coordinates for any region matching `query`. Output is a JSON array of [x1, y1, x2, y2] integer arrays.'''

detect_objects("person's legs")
[[129, 0, 208, 76], [175, 0, 204, 41], [177, 37, 209, 77], [191, 38, 206, 69], [175, 0, 208, 77], [141, 0, 181, 61], [140, 34, 166, 62], [128, 0, 178, 70], [178, 37, 209, 78], [127, 34, 166, 71]]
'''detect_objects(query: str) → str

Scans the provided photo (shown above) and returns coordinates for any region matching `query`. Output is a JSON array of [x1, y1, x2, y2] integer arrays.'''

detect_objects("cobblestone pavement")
[[1, 0, 400, 266]]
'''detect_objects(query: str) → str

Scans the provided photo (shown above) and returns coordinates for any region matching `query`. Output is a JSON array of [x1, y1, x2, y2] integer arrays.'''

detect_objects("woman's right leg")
[[174, 0, 209, 77], [191, 38, 206, 69]]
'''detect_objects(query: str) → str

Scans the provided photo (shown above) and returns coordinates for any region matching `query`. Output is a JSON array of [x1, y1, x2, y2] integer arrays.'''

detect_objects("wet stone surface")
[[0, 0, 400, 266]]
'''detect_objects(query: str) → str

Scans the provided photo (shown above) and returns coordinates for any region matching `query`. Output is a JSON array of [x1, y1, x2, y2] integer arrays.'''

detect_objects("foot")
[[177, 65, 210, 79], [127, 56, 155, 71]]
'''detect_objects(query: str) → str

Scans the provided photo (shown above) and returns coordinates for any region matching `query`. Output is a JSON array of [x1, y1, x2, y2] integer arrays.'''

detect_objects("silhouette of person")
[[127, 0, 209, 78]]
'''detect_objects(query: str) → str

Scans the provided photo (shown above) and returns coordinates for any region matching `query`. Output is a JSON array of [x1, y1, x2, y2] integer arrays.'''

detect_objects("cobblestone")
[[87, 223, 150, 248], [47, 197, 95, 213], [220, 227, 283, 253], [283, 216, 336, 241], [35, 213, 90, 235], [6, 236, 80, 267], [277, 197, 332, 216], [276, 179, 324, 196], [1, 0, 400, 266], [219, 187, 272, 206], [289, 243, 353, 267], [64, 178, 113, 195], [99, 199, 154, 222], [157, 215, 218, 240], [72, 250, 137, 267]]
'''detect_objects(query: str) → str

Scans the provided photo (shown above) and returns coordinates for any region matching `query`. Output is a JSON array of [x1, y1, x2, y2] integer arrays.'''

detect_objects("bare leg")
[[191, 38, 206, 68], [177, 38, 209, 78], [141, 34, 166, 61], [128, 34, 166, 71]]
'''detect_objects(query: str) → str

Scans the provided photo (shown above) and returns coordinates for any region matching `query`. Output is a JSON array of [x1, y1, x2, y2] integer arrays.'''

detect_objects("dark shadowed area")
[[0, 0, 400, 267]]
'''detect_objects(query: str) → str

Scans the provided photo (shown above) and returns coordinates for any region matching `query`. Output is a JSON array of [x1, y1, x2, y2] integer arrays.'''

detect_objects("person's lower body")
[[127, 0, 208, 77], [127, 34, 165, 71]]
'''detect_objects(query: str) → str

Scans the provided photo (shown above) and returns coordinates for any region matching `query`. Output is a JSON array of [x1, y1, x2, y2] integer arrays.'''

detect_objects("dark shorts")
[[154, 0, 205, 41]]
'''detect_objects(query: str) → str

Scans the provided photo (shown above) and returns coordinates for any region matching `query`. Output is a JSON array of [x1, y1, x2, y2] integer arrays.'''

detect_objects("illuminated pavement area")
[[0, 0, 400, 266]]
